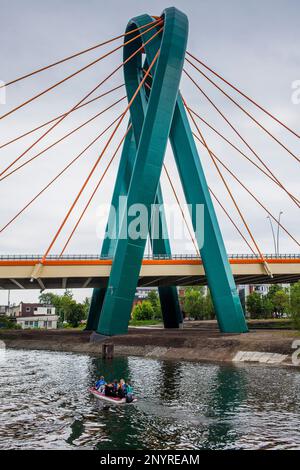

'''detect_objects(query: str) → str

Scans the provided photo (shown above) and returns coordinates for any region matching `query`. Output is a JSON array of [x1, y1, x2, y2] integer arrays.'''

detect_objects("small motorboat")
[[89, 387, 137, 405]]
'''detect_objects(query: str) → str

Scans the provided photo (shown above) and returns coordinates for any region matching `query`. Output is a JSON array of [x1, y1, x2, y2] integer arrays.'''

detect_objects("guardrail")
[[0, 254, 299, 261]]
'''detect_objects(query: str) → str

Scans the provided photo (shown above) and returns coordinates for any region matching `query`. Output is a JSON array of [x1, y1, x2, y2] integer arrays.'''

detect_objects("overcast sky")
[[0, 0, 299, 304]]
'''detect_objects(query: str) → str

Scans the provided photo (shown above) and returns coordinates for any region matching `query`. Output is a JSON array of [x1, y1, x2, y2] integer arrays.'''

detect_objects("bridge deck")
[[0, 255, 299, 290]]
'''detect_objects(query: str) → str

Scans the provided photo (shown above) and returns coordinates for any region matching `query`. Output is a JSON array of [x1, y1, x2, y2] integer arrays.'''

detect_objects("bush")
[[66, 302, 86, 328], [290, 281, 300, 330], [147, 291, 162, 320], [132, 301, 154, 321], [0, 316, 21, 330], [246, 292, 264, 319]]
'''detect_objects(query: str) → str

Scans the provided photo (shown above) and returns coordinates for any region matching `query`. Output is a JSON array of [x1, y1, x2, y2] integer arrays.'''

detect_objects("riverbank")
[[1, 323, 299, 366]]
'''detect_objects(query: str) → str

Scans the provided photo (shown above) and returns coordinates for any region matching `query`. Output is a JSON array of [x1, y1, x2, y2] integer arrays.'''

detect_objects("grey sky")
[[0, 0, 299, 304]]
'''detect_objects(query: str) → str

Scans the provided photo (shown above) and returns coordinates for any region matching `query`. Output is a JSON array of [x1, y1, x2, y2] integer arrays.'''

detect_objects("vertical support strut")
[[170, 97, 248, 333], [87, 128, 136, 331], [87, 129, 182, 330]]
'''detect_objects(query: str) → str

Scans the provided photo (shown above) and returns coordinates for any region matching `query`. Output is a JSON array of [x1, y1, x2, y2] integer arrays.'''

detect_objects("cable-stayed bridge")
[[0, 7, 299, 335]]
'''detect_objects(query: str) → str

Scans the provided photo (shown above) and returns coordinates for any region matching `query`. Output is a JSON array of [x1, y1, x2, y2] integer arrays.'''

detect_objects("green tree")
[[66, 302, 86, 328], [147, 291, 162, 320], [0, 316, 21, 330], [290, 281, 300, 329], [82, 297, 91, 320], [272, 289, 289, 317], [39, 290, 87, 326], [132, 301, 154, 321], [203, 290, 215, 320], [183, 287, 205, 320], [261, 296, 273, 318], [246, 291, 263, 319], [39, 292, 60, 306]]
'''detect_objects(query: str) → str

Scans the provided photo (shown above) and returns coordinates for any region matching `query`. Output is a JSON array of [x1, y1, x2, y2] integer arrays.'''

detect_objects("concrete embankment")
[[0, 325, 299, 367]]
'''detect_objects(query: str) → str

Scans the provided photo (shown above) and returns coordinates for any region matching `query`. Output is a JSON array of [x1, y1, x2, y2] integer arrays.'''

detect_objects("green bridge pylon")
[[87, 6, 248, 336]]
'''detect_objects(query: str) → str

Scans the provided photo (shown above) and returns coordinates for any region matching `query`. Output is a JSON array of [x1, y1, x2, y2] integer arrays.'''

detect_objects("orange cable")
[[183, 69, 300, 208], [0, 97, 126, 182], [0, 117, 120, 234], [0, 25, 163, 180], [187, 105, 300, 206], [0, 21, 162, 122], [192, 131, 300, 249], [60, 125, 132, 256], [208, 187, 257, 255], [186, 52, 300, 140], [185, 58, 300, 165], [0, 19, 161, 89], [163, 164, 200, 256], [41, 50, 160, 261], [0, 84, 125, 150], [183, 96, 265, 260]]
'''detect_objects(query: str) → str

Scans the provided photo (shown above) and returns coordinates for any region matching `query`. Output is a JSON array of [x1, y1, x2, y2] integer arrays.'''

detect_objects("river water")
[[0, 348, 300, 450]]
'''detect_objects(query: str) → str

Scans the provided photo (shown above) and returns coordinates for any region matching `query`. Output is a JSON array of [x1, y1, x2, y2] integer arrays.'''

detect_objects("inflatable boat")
[[89, 387, 137, 405]]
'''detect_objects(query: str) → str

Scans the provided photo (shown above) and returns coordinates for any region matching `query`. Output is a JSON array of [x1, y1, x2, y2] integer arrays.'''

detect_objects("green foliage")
[[132, 301, 154, 321], [147, 291, 162, 320], [39, 290, 87, 328], [272, 290, 289, 316], [246, 292, 264, 319], [266, 285, 289, 317], [181, 287, 215, 320], [183, 288, 204, 319], [82, 297, 91, 319], [246, 285, 290, 319], [290, 281, 300, 330], [261, 296, 273, 318], [66, 302, 86, 328], [203, 290, 216, 320], [0, 316, 21, 330]]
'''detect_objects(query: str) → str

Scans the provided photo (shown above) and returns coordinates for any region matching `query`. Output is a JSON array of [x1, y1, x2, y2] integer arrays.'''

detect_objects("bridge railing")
[[0, 254, 299, 261]]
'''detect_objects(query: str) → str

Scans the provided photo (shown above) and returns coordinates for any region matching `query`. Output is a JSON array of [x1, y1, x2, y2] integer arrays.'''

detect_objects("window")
[[48, 321, 52, 328], [26, 307, 31, 313], [34, 321, 38, 328], [25, 321, 29, 326], [29, 321, 33, 326], [43, 321, 47, 327], [47, 308, 52, 315]]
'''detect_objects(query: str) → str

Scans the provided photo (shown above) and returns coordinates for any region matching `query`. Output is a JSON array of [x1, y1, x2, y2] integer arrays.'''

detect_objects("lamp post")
[[267, 216, 277, 255], [267, 212, 283, 256], [277, 211, 283, 256]]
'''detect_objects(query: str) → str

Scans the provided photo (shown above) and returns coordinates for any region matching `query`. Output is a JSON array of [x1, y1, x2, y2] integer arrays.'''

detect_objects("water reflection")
[[0, 349, 300, 450], [203, 366, 248, 449]]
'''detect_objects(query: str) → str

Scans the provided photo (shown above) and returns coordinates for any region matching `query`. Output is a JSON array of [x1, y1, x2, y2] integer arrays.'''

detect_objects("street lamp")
[[267, 212, 283, 256], [267, 216, 277, 254], [277, 211, 283, 256]]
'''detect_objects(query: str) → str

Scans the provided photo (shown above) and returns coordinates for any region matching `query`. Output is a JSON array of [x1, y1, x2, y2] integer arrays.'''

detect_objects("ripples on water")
[[0, 349, 300, 450]]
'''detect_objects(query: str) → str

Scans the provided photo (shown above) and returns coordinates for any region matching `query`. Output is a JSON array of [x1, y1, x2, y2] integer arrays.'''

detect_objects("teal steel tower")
[[87, 7, 248, 336]]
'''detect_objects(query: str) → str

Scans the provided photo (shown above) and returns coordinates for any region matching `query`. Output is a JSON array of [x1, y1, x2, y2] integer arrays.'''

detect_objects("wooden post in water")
[[102, 343, 114, 359]]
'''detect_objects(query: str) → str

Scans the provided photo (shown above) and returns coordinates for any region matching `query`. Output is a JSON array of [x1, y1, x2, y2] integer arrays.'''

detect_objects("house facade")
[[8, 302, 58, 329]]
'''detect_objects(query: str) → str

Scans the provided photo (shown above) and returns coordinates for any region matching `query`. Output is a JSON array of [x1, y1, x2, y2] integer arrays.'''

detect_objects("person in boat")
[[126, 380, 133, 395], [125, 380, 134, 403], [117, 379, 126, 399], [113, 380, 119, 395], [104, 382, 116, 397], [95, 376, 106, 393]]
